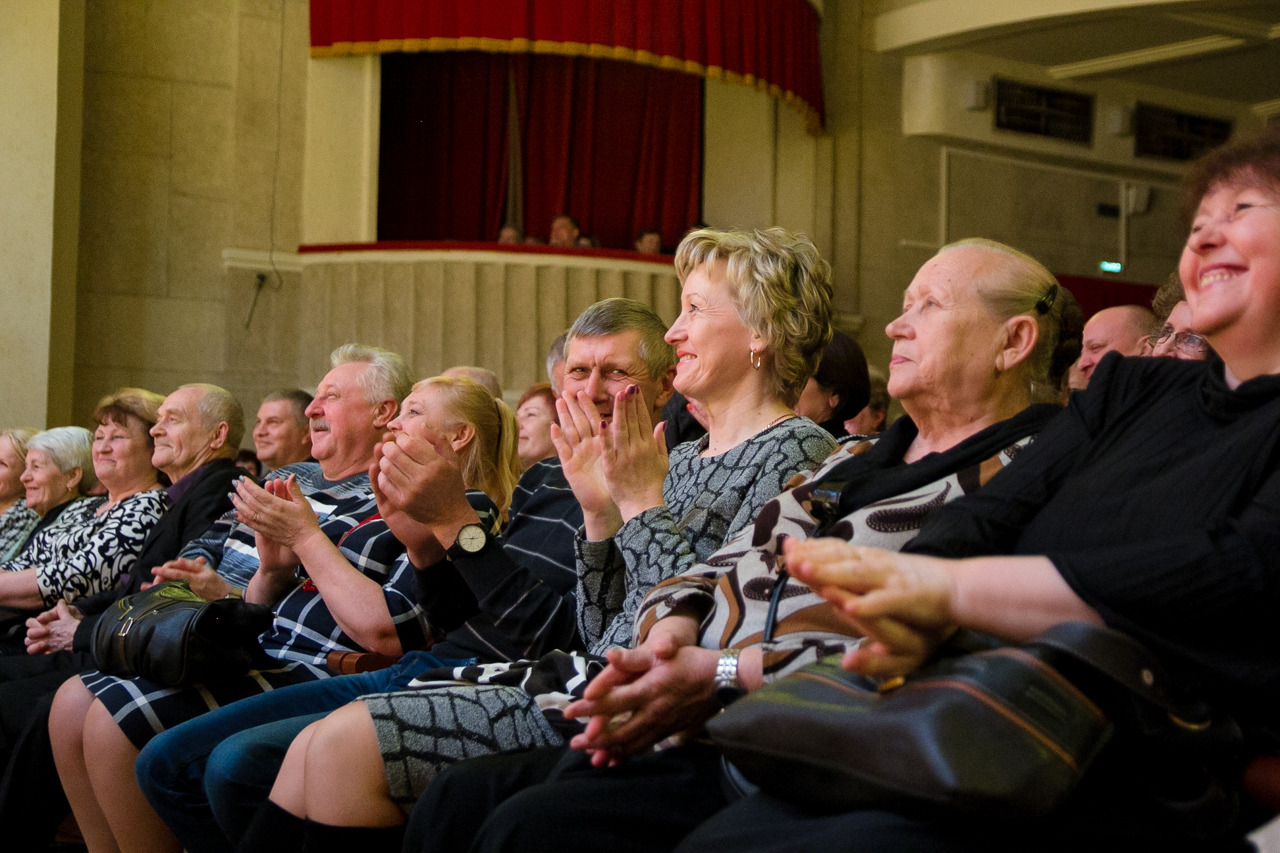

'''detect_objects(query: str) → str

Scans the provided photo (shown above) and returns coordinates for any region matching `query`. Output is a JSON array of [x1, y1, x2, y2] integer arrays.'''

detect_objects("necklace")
[[703, 410, 796, 456], [765, 412, 795, 429]]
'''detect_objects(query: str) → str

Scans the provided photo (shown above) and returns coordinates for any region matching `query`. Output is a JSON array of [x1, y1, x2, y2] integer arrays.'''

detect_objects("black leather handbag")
[[707, 622, 1239, 832], [91, 580, 273, 686]]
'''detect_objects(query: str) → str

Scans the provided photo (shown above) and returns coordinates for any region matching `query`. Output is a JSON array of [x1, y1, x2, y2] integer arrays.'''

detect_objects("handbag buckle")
[[119, 616, 134, 637]]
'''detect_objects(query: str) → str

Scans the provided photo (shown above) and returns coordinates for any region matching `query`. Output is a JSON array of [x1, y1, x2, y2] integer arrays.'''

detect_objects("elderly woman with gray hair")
[[0, 392, 168, 647]]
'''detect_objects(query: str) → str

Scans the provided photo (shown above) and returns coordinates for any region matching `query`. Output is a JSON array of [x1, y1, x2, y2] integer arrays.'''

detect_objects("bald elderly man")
[[1068, 304, 1154, 390]]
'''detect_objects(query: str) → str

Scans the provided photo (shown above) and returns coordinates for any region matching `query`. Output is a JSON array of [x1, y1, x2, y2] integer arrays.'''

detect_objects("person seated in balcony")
[[635, 229, 663, 254], [548, 214, 580, 247]]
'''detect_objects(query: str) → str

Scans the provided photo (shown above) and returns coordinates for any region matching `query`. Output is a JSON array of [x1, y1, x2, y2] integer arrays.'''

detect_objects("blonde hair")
[[418, 377, 520, 516], [675, 227, 833, 407], [937, 238, 1069, 404], [0, 429, 39, 465]]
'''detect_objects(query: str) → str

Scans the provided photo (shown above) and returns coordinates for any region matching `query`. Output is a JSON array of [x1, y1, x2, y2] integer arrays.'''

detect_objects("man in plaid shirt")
[[44, 344, 423, 851]]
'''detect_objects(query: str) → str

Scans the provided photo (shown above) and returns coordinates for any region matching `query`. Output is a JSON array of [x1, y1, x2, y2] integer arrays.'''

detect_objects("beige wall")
[[72, 0, 310, 437], [0, 0, 84, 429], [299, 251, 680, 403]]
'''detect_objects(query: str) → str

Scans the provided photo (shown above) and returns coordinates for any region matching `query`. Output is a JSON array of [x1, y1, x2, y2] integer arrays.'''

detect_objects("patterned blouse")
[[0, 499, 39, 564], [576, 417, 838, 655], [5, 490, 168, 607], [636, 418, 1043, 680]]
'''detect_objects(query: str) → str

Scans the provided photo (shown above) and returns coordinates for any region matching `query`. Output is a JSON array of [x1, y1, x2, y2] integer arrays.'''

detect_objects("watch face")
[[457, 524, 487, 553]]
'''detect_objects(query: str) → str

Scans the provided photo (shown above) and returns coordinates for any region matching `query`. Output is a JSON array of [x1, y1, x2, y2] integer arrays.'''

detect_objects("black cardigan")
[[908, 352, 1280, 731]]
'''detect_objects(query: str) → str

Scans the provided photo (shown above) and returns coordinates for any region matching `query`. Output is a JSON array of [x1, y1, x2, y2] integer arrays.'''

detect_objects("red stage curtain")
[[517, 55, 702, 248], [1058, 275, 1157, 320], [377, 52, 509, 241], [379, 52, 702, 248], [311, 0, 823, 132]]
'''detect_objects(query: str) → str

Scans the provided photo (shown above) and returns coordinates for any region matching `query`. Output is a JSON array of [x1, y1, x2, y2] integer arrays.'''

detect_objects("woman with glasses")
[[1150, 300, 1211, 360]]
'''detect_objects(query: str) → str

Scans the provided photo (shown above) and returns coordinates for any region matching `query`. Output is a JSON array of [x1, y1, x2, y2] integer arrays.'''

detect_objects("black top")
[[414, 458, 584, 662], [908, 352, 1280, 731]]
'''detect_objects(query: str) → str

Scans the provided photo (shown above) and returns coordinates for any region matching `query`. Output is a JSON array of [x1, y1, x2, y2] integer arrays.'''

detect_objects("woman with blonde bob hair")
[[673, 227, 834, 410]]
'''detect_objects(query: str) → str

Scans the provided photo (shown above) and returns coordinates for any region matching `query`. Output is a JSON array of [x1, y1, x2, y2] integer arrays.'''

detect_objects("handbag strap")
[[1030, 622, 1207, 723]]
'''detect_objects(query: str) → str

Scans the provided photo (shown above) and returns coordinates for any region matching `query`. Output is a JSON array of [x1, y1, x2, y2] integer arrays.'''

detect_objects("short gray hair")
[[179, 384, 245, 449], [27, 426, 97, 495], [330, 344, 414, 407], [567, 299, 675, 381], [261, 389, 313, 427], [545, 333, 568, 384]]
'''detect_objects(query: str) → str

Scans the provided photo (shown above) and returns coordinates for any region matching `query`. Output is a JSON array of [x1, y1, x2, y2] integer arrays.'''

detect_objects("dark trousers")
[[0, 650, 90, 852], [405, 743, 730, 853]]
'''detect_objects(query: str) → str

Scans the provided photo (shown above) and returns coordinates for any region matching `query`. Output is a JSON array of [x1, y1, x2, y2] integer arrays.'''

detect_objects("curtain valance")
[[310, 0, 824, 131]]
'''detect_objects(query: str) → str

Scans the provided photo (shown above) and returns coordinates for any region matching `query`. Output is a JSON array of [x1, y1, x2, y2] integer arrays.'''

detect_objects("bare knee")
[[305, 702, 378, 767], [49, 677, 96, 752]]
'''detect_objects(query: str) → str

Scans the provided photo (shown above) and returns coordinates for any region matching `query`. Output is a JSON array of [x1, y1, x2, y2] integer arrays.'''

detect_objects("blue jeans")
[[135, 651, 469, 853]]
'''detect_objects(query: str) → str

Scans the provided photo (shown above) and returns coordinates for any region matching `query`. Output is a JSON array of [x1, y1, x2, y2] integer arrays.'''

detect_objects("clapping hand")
[[601, 384, 668, 523], [564, 620, 717, 766], [552, 391, 622, 539]]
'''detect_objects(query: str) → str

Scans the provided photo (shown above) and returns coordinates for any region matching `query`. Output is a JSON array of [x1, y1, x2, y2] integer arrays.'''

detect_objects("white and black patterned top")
[[0, 499, 39, 564], [5, 490, 167, 607], [577, 417, 837, 655], [636, 406, 1058, 680]]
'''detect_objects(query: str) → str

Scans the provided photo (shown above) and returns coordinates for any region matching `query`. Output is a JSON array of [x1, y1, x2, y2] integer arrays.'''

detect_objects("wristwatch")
[[714, 648, 747, 707], [447, 523, 489, 559]]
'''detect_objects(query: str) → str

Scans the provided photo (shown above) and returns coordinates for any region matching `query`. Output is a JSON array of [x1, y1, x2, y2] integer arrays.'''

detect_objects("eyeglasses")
[[1153, 326, 1209, 356]]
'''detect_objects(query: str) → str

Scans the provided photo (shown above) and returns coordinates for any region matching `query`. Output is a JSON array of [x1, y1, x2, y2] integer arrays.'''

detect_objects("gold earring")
[[749, 349, 762, 370]]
